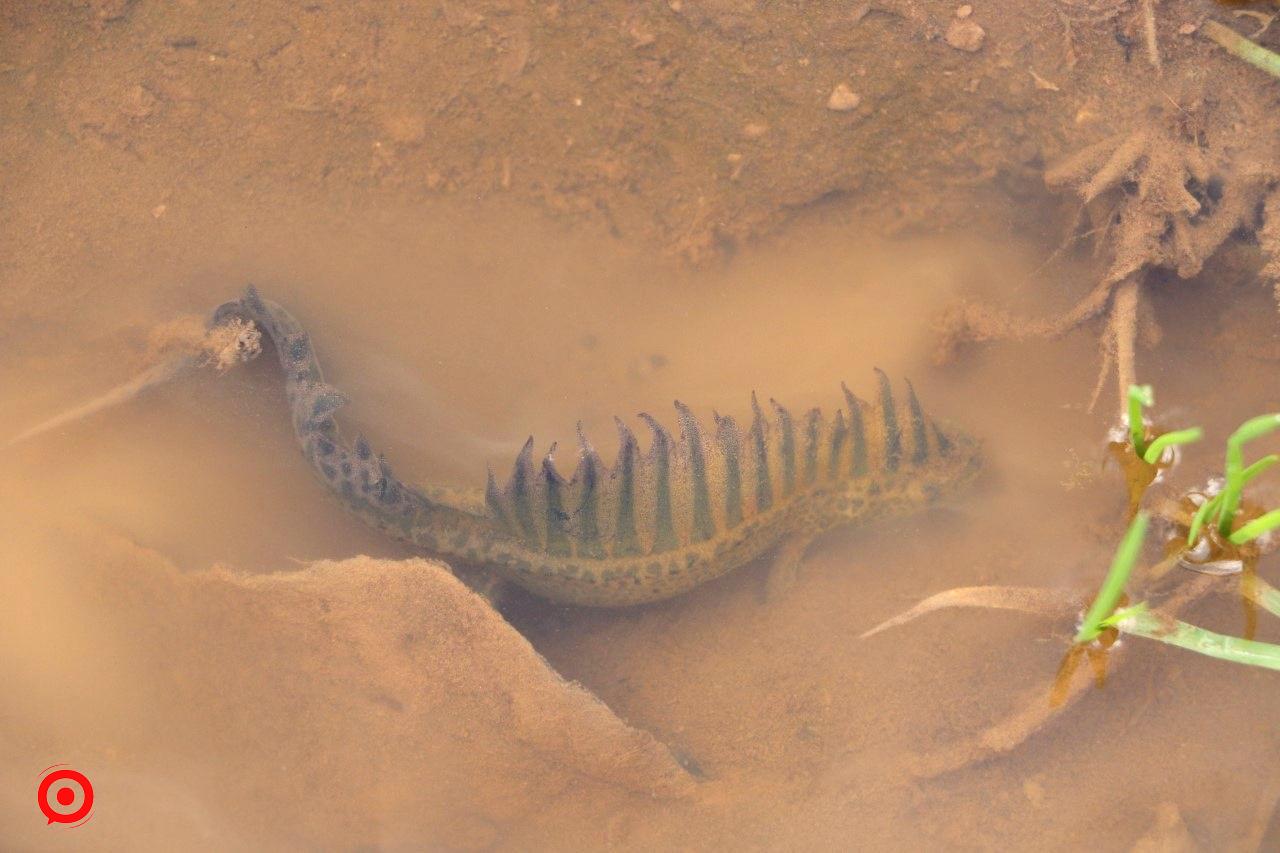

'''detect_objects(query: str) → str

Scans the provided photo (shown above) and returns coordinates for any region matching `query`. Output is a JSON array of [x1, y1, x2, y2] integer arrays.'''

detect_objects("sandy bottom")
[[4, 202, 1280, 849]]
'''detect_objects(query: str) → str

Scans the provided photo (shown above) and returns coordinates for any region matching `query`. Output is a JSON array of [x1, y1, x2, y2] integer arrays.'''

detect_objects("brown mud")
[[5, 0, 1280, 849]]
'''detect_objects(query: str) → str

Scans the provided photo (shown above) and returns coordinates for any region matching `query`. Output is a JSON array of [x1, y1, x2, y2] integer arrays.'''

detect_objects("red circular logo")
[[37, 766, 93, 826]]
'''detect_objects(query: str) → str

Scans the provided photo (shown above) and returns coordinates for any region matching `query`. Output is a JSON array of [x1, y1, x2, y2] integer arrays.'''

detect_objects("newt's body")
[[214, 287, 981, 607]]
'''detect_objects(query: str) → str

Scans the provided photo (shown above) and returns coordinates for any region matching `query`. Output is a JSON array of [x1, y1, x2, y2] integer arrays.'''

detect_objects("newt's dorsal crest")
[[484, 373, 979, 562]]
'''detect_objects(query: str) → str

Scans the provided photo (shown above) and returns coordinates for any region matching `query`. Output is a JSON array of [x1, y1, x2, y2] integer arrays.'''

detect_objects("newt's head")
[[836, 374, 982, 520], [922, 420, 983, 499], [872, 420, 982, 519]]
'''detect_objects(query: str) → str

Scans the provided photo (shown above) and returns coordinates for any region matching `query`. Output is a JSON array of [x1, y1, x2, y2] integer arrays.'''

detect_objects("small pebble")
[[1178, 22, 1198, 35], [945, 18, 985, 52], [121, 84, 158, 119], [741, 121, 769, 139], [1074, 98, 1100, 125], [379, 110, 426, 146], [629, 21, 655, 47], [826, 83, 861, 112], [956, 4, 973, 18]]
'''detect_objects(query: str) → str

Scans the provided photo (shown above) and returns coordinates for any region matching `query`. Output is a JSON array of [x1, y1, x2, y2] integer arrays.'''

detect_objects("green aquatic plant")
[[1077, 514, 1280, 671], [1142, 428, 1203, 466], [1216, 414, 1280, 538], [1181, 413, 1280, 548], [861, 387, 1280, 775], [1081, 408, 1280, 665], [1128, 384, 1154, 457], [1101, 603, 1280, 671], [1230, 509, 1280, 546], [1114, 384, 1202, 519], [1186, 454, 1279, 546], [1075, 512, 1148, 644], [1125, 384, 1203, 465]]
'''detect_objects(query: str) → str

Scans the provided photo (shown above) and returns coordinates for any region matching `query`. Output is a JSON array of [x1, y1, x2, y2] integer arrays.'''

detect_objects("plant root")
[[1105, 277, 1139, 414], [933, 275, 1116, 365], [1139, 0, 1160, 74], [5, 316, 261, 448], [1232, 11, 1276, 41], [939, 90, 1271, 412], [899, 572, 1215, 778], [937, 272, 1148, 415], [1046, 96, 1263, 285], [860, 586, 1082, 639], [907, 641, 1104, 778], [5, 355, 197, 448]]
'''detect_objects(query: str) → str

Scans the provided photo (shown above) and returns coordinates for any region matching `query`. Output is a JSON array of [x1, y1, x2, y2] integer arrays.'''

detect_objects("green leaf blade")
[[1076, 512, 1149, 644]]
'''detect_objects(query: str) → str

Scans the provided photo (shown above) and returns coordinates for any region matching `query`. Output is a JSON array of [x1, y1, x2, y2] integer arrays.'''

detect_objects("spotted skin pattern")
[[213, 287, 982, 607]]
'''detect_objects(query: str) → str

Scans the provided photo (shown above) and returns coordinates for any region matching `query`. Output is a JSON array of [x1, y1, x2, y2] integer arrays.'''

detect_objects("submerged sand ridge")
[[0, 520, 693, 849]]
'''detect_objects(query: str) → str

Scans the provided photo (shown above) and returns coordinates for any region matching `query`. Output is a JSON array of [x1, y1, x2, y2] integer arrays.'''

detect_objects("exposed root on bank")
[[1041, 100, 1263, 287], [937, 90, 1276, 413]]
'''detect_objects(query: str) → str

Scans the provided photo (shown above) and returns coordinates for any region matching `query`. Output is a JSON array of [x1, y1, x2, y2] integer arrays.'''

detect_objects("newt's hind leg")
[[455, 566, 510, 610], [760, 532, 816, 603]]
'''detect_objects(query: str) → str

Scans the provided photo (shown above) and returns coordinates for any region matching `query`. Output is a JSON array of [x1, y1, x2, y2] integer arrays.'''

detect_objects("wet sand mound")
[[0, 525, 691, 848]]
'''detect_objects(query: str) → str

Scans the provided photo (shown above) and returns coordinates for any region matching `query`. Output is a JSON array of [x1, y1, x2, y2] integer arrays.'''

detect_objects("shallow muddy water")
[[6, 1, 1280, 850], [6, 199, 1280, 849]]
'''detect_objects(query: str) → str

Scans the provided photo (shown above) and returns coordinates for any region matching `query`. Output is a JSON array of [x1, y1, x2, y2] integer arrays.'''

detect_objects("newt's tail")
[[211, 286, 496, 549]]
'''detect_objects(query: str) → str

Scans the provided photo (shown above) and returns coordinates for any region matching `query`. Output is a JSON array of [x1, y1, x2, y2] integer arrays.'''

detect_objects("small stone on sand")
[[826, 83, 861, 112], [379, 110, 426, 146], [946, 18, 985, 52]]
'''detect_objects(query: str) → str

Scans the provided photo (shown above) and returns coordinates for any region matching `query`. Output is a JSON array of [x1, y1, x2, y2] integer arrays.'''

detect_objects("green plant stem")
[[1187, 458, 1279, 546], [1142, 427, 1203, 465], [1241, 577, 1280, 619], [1128, 384, 1153, 457], [1218, 415, 1280, 537], [1229, 509, 1280, 545], [1076, 512, 1148, 644], [1188, 492, 1224, 547], [1105, 604, 1280, 671], [1201, 19, 1280, 80], [1243, 455, 1280, 484], [1220, 443, 1246, 537]]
